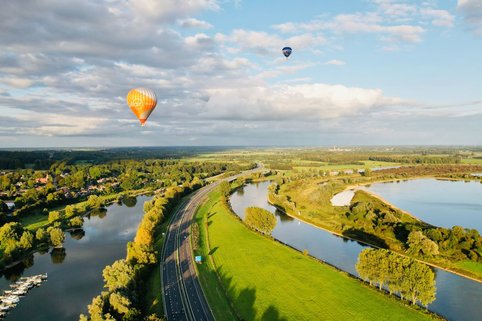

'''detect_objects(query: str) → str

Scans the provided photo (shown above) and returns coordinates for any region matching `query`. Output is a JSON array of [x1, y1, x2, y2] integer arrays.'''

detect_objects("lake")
[[230, 181, 482, 321], [0, 195, 149, 321], [363, 178, 482, 232]]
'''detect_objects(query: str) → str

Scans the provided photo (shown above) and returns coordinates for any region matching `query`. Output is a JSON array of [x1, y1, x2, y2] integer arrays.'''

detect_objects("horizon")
[[1, 0, 481, 147], [1, 144, 482, 152]]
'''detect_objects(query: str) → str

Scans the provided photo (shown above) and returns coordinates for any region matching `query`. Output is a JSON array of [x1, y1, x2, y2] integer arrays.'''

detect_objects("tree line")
[[356, 248, 436, 308], [80, 181, 201, 321], [0, 194, 106, 268]]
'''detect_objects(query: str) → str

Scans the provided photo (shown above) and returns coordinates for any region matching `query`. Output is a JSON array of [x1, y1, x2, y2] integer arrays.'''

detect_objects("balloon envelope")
[[126, 88, 157, 125], [282, 47, 292, 58]]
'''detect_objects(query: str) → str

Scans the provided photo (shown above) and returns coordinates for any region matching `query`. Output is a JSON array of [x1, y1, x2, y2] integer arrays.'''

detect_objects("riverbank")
[[0, 188, 152, 273], [270, 177, 482, 284], [195, 187, 441, 321]]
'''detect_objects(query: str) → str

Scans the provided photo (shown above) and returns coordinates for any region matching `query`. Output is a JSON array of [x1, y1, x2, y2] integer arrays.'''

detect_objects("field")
[[454, 261, 482, 279], [194, 188, 436, 321]]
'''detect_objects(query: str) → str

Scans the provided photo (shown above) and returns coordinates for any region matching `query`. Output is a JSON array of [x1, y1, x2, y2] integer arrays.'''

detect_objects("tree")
[[19, 231, 34, 250], [356, 248, 436, 307], [219, 181, 230, 198], [407, 231, 439, 257], [191, 223, 200, 251], [65, 205, 77, 218], [36, 228, 49, 243], [0, 222, 23, 244], [85, 294, 109, 321], [401, 261, 436, 307], [48, 210, 63, 224], [102, 259, 136, 292], [244, 207, 277, 235], [126, 242, 156, 265], [0, 200, 8, 213], [49, 227, 65, 247], [88, 195, 103, 209], [356, 248, 378, 286], [69, 216, 84, 228], [109, 291, 132, 315]]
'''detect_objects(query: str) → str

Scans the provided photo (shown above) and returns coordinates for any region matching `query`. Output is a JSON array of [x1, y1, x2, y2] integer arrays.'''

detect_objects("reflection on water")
[[0, 195, 149, 321], [230, 181, 482, 321], [363, 179, 482, 232]]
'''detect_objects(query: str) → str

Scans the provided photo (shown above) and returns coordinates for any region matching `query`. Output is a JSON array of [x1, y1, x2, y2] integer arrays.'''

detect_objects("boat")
[[0, 273, 48, 315], [2, 296, 19, 305], [11, 289, 26, 296]]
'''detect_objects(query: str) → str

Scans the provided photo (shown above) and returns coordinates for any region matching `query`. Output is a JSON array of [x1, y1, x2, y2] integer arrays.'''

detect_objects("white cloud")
[[373, 0, 417, 18], [325, 60, 346, 66], [272, 1, 455, 45], [420, 8, 454, 27], [0, 0, 478, 147], [458, 0, 482, 35], [128, 0, 219, 22], [200, 83, 404, 121], [330, 13, 425, 43], [216, 29, 325, 55], [178, 18, 213, 29], [0, 77, 35, 88]]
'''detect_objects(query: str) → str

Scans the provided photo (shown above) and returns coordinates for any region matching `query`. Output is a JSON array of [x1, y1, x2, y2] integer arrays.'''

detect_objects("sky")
[[0, 0, 481, 147]]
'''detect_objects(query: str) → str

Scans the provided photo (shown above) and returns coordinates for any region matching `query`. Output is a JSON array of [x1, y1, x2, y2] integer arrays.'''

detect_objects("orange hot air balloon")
[[126, 88, 157, 126]]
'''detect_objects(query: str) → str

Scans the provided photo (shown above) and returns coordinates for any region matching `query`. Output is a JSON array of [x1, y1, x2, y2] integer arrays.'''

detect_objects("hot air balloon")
[[282, 47, 292, 58], [126, 88, 157, 126]]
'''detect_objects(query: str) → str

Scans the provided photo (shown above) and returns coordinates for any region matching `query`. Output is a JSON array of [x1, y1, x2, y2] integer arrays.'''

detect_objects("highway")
[[161, 166, 261, 321]]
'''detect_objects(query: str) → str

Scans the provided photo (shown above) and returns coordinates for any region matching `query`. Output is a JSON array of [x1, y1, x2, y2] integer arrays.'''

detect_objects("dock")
[[0, 274, 47, 319]]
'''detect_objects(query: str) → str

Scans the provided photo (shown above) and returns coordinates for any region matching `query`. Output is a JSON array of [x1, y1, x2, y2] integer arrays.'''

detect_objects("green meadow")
[[194, 188, 437, 321]]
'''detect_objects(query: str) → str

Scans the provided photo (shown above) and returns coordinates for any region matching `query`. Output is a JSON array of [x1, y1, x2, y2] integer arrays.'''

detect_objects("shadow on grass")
[[208, 246, 218, 255], [208, 212, 217, 218], [204, 263, 288, 321]]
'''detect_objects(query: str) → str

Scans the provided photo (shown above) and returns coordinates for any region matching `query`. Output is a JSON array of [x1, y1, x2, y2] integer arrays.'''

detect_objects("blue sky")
[[0, 0, 481, 147]]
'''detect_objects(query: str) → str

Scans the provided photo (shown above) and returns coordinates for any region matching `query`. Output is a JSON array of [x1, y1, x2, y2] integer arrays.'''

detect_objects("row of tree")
[[0, 193, 108, 267], [80, 180, 203, 321], [0, 222, 65, 267], [356, 248, 436, 307]]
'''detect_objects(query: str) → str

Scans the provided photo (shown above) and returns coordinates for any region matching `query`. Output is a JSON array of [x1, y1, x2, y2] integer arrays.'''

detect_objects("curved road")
[[161, 166, 261, 321]]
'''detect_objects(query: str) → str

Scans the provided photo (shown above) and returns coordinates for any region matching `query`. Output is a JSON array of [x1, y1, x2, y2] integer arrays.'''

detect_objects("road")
[[161, 166, 261, 321]]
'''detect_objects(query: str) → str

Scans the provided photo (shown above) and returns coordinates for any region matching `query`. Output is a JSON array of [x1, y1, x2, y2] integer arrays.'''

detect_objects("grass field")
[[195, 188, 437, 321], [454, 261, 482, 279], [194, 199, 239, 320], [143, 235, 164, 316], [462, 158, 482, 165], [20, 212, 50, 230]]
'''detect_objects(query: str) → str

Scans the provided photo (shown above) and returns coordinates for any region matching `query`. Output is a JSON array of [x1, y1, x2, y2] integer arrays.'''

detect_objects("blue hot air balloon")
[[282, 47, 292, 58]]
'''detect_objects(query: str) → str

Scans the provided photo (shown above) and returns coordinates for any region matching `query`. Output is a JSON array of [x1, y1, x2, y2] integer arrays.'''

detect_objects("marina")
[[0, 274, 47, 319]]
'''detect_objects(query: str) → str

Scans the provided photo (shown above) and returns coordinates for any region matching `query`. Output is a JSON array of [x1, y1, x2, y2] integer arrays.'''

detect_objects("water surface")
[[363, 179, 482, 232], [230, 181, 482, 321], [0, 196, 149, 321]]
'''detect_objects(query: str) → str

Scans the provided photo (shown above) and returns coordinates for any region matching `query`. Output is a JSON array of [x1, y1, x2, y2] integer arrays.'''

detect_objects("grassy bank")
[[19, 189, 150, 231], [194, 188, 438, 321], [271, 174, 482, 282]]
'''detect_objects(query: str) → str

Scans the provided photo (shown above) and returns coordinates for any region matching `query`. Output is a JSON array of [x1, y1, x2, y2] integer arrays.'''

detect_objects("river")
[[230, 181, 482, 321], [362, 178, 482, 233], [0, 195, 149, 321]]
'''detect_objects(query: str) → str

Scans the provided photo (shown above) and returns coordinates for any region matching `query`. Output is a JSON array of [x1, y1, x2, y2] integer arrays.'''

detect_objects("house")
[[36, 174, 49, 185]]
